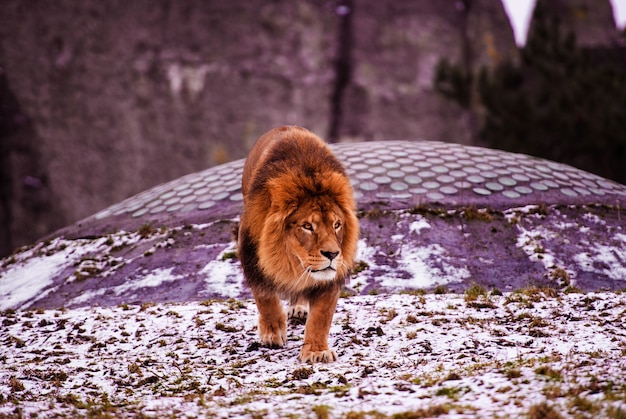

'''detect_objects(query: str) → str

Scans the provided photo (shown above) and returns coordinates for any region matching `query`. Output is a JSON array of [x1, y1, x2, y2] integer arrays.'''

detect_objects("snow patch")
[[385, 244, 470, 289], [199, 243, 243, 297], [0, 251, 67, 310], [356, 239, 377, 267], [70, 268, 184, 305], [573, 233, 626, 281], [409, 217, 431, 234], [582, 212, 607, 225], [3, 292, 624, 417], [515, 225, 559, 270], [0, 238, 110, 310], [503, 205, 539, 223]]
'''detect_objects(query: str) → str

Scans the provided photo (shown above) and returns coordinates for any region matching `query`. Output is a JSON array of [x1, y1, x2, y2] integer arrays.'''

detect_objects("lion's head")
[[256, 169, 359, 294]]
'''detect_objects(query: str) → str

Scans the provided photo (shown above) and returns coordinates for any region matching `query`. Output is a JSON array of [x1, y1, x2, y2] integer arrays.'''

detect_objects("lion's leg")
[[252, 291, 287, 348], [288, 296, 309, 321], [300, 287, 340, 363]]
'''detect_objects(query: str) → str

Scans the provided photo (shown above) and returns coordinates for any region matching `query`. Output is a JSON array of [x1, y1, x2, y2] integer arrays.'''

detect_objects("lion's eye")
[[334, 221, 342, 230], [302, 222, 313, 231]]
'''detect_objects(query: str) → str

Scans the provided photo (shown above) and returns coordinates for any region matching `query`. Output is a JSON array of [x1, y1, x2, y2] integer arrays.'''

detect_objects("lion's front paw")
[[299, 344, 338, 363], [288, 304, 308, 321], [258, 316, 287, 348]]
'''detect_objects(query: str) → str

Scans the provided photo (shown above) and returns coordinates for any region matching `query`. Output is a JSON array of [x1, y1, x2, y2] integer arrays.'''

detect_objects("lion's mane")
[[238, 126, 359, 298]]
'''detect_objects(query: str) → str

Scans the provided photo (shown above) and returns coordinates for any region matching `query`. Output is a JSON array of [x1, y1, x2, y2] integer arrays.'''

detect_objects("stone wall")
[[528, 0, 618, 47], [339, 0, 517, 144], [0, 0, 519, 255]]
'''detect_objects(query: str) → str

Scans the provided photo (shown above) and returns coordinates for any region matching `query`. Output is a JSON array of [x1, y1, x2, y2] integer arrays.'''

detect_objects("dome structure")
[[1, 141, 625, 310]]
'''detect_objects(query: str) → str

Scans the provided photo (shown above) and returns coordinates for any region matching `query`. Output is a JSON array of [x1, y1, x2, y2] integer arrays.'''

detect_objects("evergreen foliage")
[[436, 4, 626, 184]]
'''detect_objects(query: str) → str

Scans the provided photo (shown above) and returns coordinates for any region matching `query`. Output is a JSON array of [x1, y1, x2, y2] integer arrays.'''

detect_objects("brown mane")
[[239, 126, 359, 297]]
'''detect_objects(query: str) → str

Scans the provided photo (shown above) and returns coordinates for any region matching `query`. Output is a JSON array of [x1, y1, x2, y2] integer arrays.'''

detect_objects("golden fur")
[[238, 126, 359, 363]]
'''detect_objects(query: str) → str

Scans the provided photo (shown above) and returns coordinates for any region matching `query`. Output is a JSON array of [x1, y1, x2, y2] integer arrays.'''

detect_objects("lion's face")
[[284, 198, 346, 282], [241, 127, 359, 295], [253, 177, 359, 294]]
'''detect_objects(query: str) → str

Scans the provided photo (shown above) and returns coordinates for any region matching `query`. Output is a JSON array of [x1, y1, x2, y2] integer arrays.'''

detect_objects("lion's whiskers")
[[296, 266, 312, 285], [295, 255, 306, 270], [338, 260, 350, 273]]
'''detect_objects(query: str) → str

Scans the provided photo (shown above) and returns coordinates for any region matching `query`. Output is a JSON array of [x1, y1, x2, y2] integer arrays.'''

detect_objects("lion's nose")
[[321, 250, 339, 261]]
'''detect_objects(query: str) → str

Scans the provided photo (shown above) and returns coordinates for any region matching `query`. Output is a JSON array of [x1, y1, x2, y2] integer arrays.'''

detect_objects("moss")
[[264, 377, 283, 388], [527, 402, 564, 419], [353, 260, 369, 274], [297, 382, 328, 395], [9, 376, 25, 392], [464, 283, 496, 308], [400, 289, 426, 296], [221, 251, 238, 261], [57, 393, 87, 408], [1, 255, 17, 268], [503, 368, 522, 379], [461, 206, 495, 222], [563, 286, 583, 294], [506, 286, 559, 307], [443, 372, 462, 381], [433, 285, 448, 295], [569, 396, 599, 415], [139, 302, 156, 311], [535, 365, 562, 381], [465, 283, 487, 300], [435, 387, 455, 398], [215, 323, 238, 333], [408, 205, 450, 218], [392, 405, 450, 418], [550, 268, 571, 287], [606, 406, 626, 419], [345, 411, 383, 419], [340, 289, 357, 298], [381, 308, 398, 323], [359, 207, 387, 219], [312, 404, 331, 419], [226, 298, 246, 310], [138, 224, 156, 238], [292, 367, 314, 380]]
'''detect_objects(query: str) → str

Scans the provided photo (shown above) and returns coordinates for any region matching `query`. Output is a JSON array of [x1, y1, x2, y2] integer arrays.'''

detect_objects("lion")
[[238, 126, 359, 363]]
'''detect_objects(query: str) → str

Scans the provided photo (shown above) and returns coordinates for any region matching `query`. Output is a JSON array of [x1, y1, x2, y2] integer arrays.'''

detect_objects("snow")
[[199, 242, 243, 298], [582, 212, 606, 225], [392, 244, 470, 289], [409, 217, 431, 234], [573, 234, 626, 280], [356, 218, 468, 291], [2, 203, 625, 416], [356, 239, 376, 264], [70, 268, 184, 306], [0, 237, 112, 310], [0, 252, 62, 310], [515, 224, 559, 269], [2, 290, 625, 417]]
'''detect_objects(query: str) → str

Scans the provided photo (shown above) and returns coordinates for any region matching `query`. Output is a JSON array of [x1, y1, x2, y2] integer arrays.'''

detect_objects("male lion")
[[238, 126, 359, 363]]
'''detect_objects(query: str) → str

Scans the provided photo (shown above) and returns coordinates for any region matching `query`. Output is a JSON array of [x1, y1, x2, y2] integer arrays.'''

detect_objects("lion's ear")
[[267, 178, 298, 214]]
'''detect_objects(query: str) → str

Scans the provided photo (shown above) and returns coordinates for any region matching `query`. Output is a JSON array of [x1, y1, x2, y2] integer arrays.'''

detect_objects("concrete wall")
[[1, 0, 518, 255]]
